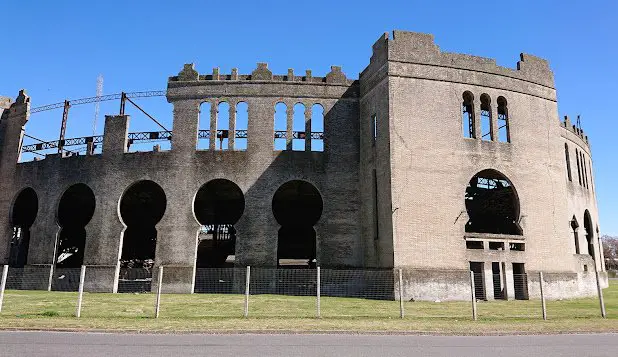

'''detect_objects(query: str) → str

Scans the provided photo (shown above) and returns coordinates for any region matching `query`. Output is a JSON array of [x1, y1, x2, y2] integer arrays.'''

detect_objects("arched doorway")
[[53, 184, 96, 290], [465, 169, 522, 235], [118, 180, 166, 292], [9, 188, 38, 268], [193, 179, 244, 293], [584, 210, 595, 260], [55, 184, 96, 268], [272, 180, 323, 268]]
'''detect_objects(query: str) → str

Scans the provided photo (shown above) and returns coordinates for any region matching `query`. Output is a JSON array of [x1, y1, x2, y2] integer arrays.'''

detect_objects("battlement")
[[362, 30, 555, 88], [561, 115, 590, 146], [169, 63, 354, 85]]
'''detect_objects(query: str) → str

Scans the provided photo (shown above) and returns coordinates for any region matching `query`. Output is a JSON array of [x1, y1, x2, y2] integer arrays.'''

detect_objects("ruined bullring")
[[0, 30, 607, 300]]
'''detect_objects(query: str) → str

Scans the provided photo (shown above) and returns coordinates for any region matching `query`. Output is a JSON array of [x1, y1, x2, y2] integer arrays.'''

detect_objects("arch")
[[584, 210, 595, 259], [216, 101, 230, 150], [462, 91, 475, 138], [198, 101, 212, 150], [272, 180, 323, 268], [465, 169, 522, 235], [497, 96, 509, 142], [311, 103, 324, 152], [480, 94, 492, 141], [292, 103, 306, 151], [9, 187, 38, 268], [193, 179, 244, 269], [55, 183, 96, 268], [564, 143, 572, 181], [235, 101, 248, 150], [118, 180, 166, 292], [274, 102, 287, 150]]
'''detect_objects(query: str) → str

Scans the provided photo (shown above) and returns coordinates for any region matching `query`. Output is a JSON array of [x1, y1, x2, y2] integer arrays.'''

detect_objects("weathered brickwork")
[[0, 30, 605, 299]]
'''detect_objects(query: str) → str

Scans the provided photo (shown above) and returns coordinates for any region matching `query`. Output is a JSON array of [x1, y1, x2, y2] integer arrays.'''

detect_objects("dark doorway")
[[118, 180, 166, 292], [194, 179, 244, 268], [512, 263, 529, 300], [492, 262, 505, 300], [55, 184, 96, 268], [469, 261, 486, 300], [465, 169, 522, 235], [9, 188, 38, 268], [52, 184, 96, 291], [272, 180, 323, 268]]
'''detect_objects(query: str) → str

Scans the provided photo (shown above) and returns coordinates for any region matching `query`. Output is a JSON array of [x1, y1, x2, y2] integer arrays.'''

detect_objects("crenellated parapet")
[[361, 30, 556, 98], [169, 63, 354, 86], [560, 115, 591, 150]]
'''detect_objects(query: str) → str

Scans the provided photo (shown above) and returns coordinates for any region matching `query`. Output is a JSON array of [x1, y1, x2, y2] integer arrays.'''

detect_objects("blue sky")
[[1, 0, 616, 234]]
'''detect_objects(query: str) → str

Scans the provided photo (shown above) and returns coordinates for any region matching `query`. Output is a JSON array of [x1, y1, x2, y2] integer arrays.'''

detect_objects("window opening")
[[373, 169, 379, 241], [372, 114, 378, 144], [480, 94, 492, 141], [292, 103, 306, 151], [469, 262, 486, 300], [198, 102, 212, 150], [492, 262, 506, 300], [311, 104, 324, 152], [274, 102, 287, 150], [235, 102, 248, 150], [584, 210, 595, 260], [465, 169, 522, 235], [571, 216, 580, 254], [565, 143, 572, 181], [512, 263, 529, 300], [466, 241, 484, 249], [462, 92, 475, 138], [575, 148, 582, 186], [489, 242, 504, 250], [216, 102, 230, 150], [509, 242, 525, 251], [497, 96, 509, 142]]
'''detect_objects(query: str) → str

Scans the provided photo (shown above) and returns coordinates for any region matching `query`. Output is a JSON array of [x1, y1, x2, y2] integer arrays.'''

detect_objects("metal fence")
[[0, 265, 612, 320]]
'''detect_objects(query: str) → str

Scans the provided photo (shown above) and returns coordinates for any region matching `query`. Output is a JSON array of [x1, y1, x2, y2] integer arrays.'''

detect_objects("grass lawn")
[[0, 281, 616, 334]]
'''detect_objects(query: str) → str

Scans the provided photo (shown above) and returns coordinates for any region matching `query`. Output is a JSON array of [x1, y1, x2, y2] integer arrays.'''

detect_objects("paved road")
[[0, 331, 617, 357]]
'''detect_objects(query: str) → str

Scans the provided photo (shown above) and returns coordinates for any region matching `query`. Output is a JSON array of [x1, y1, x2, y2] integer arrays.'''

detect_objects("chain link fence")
[[0, 265, 613, 321]]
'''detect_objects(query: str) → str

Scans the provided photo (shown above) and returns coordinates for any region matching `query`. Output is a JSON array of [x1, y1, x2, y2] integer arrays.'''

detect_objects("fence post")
[[154, 266, 163, 318], [244, 266, 250, 318], [595, 268, 606, 318], [76, 265, 87, 318], [47, 264, 54, 291], [539, 272, 547, 320], [469, 270, 477, 321], [316, 266, 321, 319], [0, 265, 8, 313], [398, 268, 405, 319]]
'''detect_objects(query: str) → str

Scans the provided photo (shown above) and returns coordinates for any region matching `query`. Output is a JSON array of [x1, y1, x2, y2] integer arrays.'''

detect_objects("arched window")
[[480, 94, 492, 141], [198, 101, 212, 150], [497, 96, 509, 142], [570, 215, 580, 254], [216, 101, 230, 150], [565, 143, 572, 181], [584, 210, 595, 259], [292, 103, 306, 151], [575, 148, 582, 185], [274, 102, 287, 150], [311, 104, 324, 152], [462, 91, 475, 138], [465, 169, 522, 235], [235, 102, 248, 151]]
